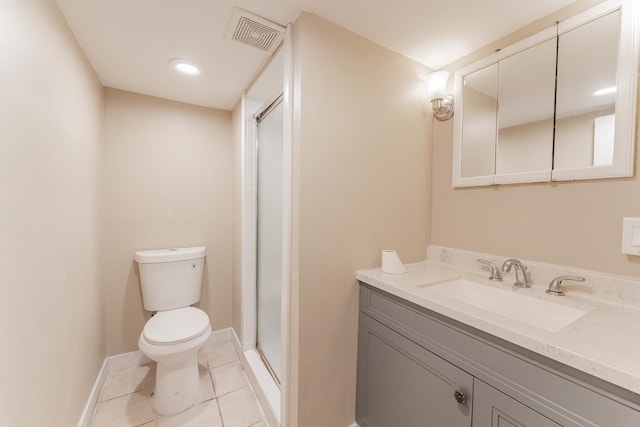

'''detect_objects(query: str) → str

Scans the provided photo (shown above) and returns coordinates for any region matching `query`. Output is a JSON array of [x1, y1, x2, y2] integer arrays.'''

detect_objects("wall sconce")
[[425, 71, 454, 121]]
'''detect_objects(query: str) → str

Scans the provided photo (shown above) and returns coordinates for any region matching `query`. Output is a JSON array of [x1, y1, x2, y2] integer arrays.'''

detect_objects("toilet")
[[134, 246, 211, 415]]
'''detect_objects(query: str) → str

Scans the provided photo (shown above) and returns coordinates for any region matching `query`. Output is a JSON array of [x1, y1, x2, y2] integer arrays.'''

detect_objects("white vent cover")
[[226, 8, 285, 55]]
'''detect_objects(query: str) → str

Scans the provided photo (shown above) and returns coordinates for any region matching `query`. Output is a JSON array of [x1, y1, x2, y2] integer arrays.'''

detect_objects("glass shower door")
[[256, 96, 283, 383]]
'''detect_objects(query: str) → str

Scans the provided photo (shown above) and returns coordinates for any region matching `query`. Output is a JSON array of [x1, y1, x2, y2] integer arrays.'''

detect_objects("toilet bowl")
[[138, 307, 211, 414], [134, 246, 210, 415]]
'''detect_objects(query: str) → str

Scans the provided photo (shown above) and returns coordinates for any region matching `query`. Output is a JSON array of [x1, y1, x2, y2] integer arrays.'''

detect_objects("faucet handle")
[[477, 259, 503, 281], [546, 275, 585, 296]]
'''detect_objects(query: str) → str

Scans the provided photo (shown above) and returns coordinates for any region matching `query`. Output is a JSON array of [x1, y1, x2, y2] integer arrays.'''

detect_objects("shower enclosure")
[[240, 36, 292, 425], [255, 96, 284, 382]]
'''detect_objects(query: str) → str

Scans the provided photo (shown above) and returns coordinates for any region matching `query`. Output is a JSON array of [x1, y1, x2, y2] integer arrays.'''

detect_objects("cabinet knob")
[[454, 390, 467, 405]]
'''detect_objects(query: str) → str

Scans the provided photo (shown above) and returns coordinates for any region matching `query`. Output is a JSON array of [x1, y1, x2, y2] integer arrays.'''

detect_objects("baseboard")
[[76, 327, 234, 427], [230, 329, 280, 427], [76, 358, 108, 427], [205, 326, 234, 346]]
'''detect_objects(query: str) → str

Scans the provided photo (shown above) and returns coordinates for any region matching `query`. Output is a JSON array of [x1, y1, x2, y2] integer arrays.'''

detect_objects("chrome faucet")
[[502, 259, 530, 288], [477, 259, 503, 281], [546, 275, 585, 296]]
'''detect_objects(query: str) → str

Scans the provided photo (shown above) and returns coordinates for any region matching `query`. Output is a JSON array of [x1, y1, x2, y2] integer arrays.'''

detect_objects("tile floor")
[[90, 341, 269, 427]]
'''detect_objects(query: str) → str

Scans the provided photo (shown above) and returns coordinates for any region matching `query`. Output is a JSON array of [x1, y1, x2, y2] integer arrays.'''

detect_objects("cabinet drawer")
[[357, 313, 473, 427]]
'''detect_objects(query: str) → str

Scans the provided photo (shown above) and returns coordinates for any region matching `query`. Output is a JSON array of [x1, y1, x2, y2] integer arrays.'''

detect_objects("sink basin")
[[418, 278, 587, 333]]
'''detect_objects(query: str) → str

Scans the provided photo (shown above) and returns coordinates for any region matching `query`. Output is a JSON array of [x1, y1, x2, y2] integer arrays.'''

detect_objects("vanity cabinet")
[[356, 284, 640, 427], [357, 314, 472, 427]]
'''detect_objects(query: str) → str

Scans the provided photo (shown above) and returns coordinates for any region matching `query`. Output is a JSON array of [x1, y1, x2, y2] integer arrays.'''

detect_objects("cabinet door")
[[357, 314, 473, 427], [473, 380, 560, 427]]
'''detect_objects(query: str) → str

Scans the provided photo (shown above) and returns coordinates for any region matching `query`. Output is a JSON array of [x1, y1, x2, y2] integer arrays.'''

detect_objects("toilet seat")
[[143, 307, 210, 346]]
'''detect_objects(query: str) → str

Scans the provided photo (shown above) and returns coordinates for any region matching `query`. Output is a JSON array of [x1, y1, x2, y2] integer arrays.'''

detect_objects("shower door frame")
[[239, 26, 294, 427]]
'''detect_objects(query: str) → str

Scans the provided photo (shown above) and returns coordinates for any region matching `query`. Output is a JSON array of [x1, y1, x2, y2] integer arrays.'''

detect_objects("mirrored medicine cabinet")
[[452, 0, 639, 187]]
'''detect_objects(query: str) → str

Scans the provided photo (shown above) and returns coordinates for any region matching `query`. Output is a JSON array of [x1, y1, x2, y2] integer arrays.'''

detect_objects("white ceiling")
[[56, 0, 575, 110]]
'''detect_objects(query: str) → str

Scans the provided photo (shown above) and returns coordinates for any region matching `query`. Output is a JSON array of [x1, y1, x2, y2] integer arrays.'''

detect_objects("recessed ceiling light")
[[593, 86, 616, 96], [169, 59, 201, 76]]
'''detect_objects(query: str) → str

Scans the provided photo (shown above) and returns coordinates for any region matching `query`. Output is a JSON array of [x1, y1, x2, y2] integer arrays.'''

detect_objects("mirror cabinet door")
[[461, 64, 498, 178], [495, 38, 556, 182], [452, 1, 638, 188], [554, 10, 621, 172]]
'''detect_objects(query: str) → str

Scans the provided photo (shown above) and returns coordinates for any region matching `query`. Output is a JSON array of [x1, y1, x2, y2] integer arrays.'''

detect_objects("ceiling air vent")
[[226, 8, 285, 55]]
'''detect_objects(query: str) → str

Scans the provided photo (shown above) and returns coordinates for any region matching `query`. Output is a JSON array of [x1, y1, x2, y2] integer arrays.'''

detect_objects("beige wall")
[[291, 12, 432, 426], [0, 0, 105, 425], [432, 0, 640, 278], [231, 100, 243, 338], [103, 89, 233, 355]]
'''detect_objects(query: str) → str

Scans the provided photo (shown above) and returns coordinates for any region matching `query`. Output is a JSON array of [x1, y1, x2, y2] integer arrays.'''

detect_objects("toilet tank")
[[134, 246, 206, 311]]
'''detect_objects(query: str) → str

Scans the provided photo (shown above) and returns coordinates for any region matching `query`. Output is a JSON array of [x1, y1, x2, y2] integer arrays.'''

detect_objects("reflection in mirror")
[[461, 64, 498, 178], [554, 10, 621, 169], [496, 39, 556, 176]]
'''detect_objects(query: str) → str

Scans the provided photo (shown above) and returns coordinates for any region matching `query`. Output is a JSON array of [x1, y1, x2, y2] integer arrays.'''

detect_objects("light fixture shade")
[[169, 58, 201, 76], [425, 71, 450, 100]]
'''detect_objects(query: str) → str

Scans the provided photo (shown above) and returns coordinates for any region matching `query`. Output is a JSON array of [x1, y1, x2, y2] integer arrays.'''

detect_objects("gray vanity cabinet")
[[357, 314, 473, 427], [356, 284, 640, 427]]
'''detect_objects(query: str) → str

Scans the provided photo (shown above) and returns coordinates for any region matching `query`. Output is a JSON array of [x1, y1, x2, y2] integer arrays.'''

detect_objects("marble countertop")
[[356, 260, 640, 396]]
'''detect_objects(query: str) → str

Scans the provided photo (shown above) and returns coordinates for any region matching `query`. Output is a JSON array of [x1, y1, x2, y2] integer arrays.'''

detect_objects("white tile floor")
[[90, 341, 269, 427]]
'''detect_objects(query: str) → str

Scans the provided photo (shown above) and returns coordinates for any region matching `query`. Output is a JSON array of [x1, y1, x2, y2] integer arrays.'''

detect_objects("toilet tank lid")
[[135, 246, 206, 263]]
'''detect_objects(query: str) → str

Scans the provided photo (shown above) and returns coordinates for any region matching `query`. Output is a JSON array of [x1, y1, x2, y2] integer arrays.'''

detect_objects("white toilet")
[[134, 246, 211, 415]]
